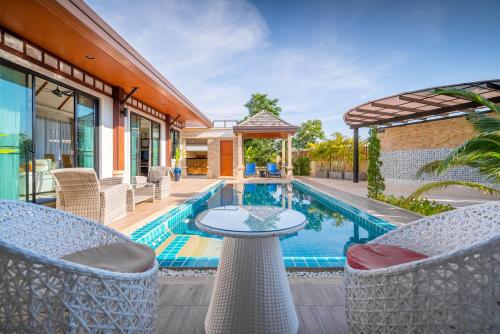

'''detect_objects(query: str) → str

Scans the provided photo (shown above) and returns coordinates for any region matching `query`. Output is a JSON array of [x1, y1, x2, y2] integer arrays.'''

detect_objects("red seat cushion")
[[347, 243, 428, 270]]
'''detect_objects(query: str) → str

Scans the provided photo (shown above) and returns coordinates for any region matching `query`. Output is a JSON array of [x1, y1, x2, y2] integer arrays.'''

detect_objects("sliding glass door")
[[152, 122, 160, 167], [0, 61, 98, 203], [76, 95, 96, 168], [130, 114, 140, 177], [130, 113, 160, 179], [0, 64, 33, 201]]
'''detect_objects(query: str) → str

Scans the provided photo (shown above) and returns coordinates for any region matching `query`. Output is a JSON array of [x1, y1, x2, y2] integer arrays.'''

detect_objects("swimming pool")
[[130, 181, 395, 269]]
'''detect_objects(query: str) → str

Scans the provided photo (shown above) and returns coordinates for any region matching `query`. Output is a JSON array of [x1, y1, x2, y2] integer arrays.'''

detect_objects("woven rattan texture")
[[148, 167, 170, 200], [52, 168, 128, 224], [344, 202, 500, 333], [0, 200, 159, 333], [205, 237, 298, 334]]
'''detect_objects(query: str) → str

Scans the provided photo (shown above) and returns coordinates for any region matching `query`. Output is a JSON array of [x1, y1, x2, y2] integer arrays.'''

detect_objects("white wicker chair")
[[52, 168, 128, 224], [0, 200, 159, 333], [148, 166, 170, 200], [344, 201, 500, 333]]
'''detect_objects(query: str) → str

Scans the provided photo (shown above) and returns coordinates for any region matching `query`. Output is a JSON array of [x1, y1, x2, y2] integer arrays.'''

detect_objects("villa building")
[[0, 0, 213, 203]]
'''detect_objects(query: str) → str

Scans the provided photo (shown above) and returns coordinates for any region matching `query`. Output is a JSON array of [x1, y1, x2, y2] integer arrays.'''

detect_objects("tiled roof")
[[234, 111, 297, 131]]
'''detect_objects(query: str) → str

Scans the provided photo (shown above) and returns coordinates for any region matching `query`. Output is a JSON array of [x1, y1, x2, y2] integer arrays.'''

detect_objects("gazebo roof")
[[233, 111, 298, 138], [344, 79, 500, 129]]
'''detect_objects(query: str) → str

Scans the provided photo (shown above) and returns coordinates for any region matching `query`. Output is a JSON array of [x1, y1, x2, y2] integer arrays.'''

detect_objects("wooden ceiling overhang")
[[344, 79, 500, 129], [0, 0, 212, 127], [233, 127, 298, 139]]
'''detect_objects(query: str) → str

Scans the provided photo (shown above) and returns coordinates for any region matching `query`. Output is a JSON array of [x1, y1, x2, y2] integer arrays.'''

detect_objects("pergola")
[[343, 79, 500, 182], [233, 111, 298, 180]]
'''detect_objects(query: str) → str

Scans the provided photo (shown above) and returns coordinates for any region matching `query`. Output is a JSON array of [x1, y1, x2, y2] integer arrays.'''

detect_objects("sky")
[[86, 0, 500, 136]]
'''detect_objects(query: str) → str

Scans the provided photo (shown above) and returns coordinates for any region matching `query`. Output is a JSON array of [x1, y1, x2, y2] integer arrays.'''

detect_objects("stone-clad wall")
[[378, 117, 488, 184], [380, 148, 490, 184]]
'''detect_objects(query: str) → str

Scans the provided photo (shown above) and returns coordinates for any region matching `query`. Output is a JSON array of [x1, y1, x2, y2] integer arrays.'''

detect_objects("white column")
[[286, 134, 293, 179], [281, 139, 286, 176], [236, 183, 243, 205], [237, 133, 244, 180]]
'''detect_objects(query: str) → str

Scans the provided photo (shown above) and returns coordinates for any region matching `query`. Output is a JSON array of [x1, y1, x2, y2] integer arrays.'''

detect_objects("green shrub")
[[293, 156, 311, 176], [375, 193, 453, 216], [367, 127, 385, 198]]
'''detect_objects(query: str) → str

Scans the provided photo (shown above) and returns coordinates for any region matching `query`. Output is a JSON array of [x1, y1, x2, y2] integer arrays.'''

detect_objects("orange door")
[[220, 140, 233, 176]]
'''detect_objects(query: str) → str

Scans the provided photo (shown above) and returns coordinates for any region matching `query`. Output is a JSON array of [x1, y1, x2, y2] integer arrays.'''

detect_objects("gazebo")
[[233, 111, 298, 180], [343, 79, 500, 183]]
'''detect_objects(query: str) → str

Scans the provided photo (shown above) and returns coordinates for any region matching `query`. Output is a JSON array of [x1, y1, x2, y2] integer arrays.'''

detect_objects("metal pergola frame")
[[343, 79, 500, 183]]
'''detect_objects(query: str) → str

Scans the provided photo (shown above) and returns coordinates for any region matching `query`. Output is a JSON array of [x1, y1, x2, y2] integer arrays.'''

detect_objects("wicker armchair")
[[52, 168, 128, 224], [148, 166, 170, 200], [0, 200, 158, 333], [344, 201, 500, 333]]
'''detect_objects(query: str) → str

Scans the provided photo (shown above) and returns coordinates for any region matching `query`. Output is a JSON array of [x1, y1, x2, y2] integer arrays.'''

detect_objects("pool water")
[[146, 183, 391, 268]]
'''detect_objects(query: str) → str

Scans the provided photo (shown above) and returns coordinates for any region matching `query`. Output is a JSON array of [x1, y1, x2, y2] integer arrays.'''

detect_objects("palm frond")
[[409, 181, 500, 199], [435, 88, 500, 115], [468, 113, 500, 133], [416, 160, 443, 178]]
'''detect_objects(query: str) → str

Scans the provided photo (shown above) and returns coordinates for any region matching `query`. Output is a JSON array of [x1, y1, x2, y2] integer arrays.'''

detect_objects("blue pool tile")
[[139, 180, 395, 270]]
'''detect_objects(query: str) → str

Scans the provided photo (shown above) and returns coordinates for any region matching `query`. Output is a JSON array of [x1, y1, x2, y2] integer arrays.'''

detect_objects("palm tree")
[[409, 88, 500, 198]]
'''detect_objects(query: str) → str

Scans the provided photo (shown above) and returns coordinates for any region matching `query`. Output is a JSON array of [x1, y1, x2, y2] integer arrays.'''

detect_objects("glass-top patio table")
[[196, 205, 306, 334]]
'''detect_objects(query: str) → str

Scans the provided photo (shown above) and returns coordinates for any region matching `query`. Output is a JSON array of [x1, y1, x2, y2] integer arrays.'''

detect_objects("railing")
[[212, 120, 239, 128]]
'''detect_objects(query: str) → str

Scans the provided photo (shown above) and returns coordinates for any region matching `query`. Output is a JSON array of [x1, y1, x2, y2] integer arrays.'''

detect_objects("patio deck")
[[300, 177, 499, 208], [157, 276, 347, 334], [296, 176, 421, 224], [108, 178, 221, 235]]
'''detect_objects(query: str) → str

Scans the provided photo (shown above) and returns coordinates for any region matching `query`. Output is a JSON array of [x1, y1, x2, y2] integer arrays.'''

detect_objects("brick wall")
[[377, 117, 491, 184], [378, 117, 476, 151]]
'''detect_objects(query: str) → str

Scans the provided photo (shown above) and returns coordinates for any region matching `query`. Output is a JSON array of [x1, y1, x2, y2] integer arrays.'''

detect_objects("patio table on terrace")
[[196, 205, 306, 334]]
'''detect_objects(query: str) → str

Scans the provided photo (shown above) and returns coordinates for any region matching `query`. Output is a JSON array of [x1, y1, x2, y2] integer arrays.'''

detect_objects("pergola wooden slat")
[[343, 79, 500, 183]]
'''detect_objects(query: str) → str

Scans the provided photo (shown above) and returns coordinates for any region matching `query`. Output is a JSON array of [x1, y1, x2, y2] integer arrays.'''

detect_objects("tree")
[[409, 88, 500, 198], [243, 93, 282, 118], [242, 93, 282, 164], [308, 132, 357, 172], [367, 127, 385, 198], [292, 120, 326, 150]]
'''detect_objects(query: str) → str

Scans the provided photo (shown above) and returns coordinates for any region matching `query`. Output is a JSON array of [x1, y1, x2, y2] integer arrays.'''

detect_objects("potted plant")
[[173, 149, 185, 181]]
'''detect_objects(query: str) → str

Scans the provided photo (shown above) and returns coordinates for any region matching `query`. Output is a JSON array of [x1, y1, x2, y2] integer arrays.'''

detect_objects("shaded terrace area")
[[233, 111, 298, 179], [344, 79, 500, 182]]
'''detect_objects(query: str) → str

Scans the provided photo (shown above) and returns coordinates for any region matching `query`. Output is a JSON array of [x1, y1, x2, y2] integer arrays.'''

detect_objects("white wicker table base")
[[205, 236, 298, 334]]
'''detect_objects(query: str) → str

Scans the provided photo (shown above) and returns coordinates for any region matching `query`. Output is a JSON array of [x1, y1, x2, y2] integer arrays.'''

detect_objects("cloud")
[[87, 0, 400, 134]]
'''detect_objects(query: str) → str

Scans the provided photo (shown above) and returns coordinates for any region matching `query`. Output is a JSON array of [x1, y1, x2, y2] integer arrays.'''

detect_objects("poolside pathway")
[[108, 178, 221, 235], [296, 176, 422, 224], [157, 276, 347, 334]]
